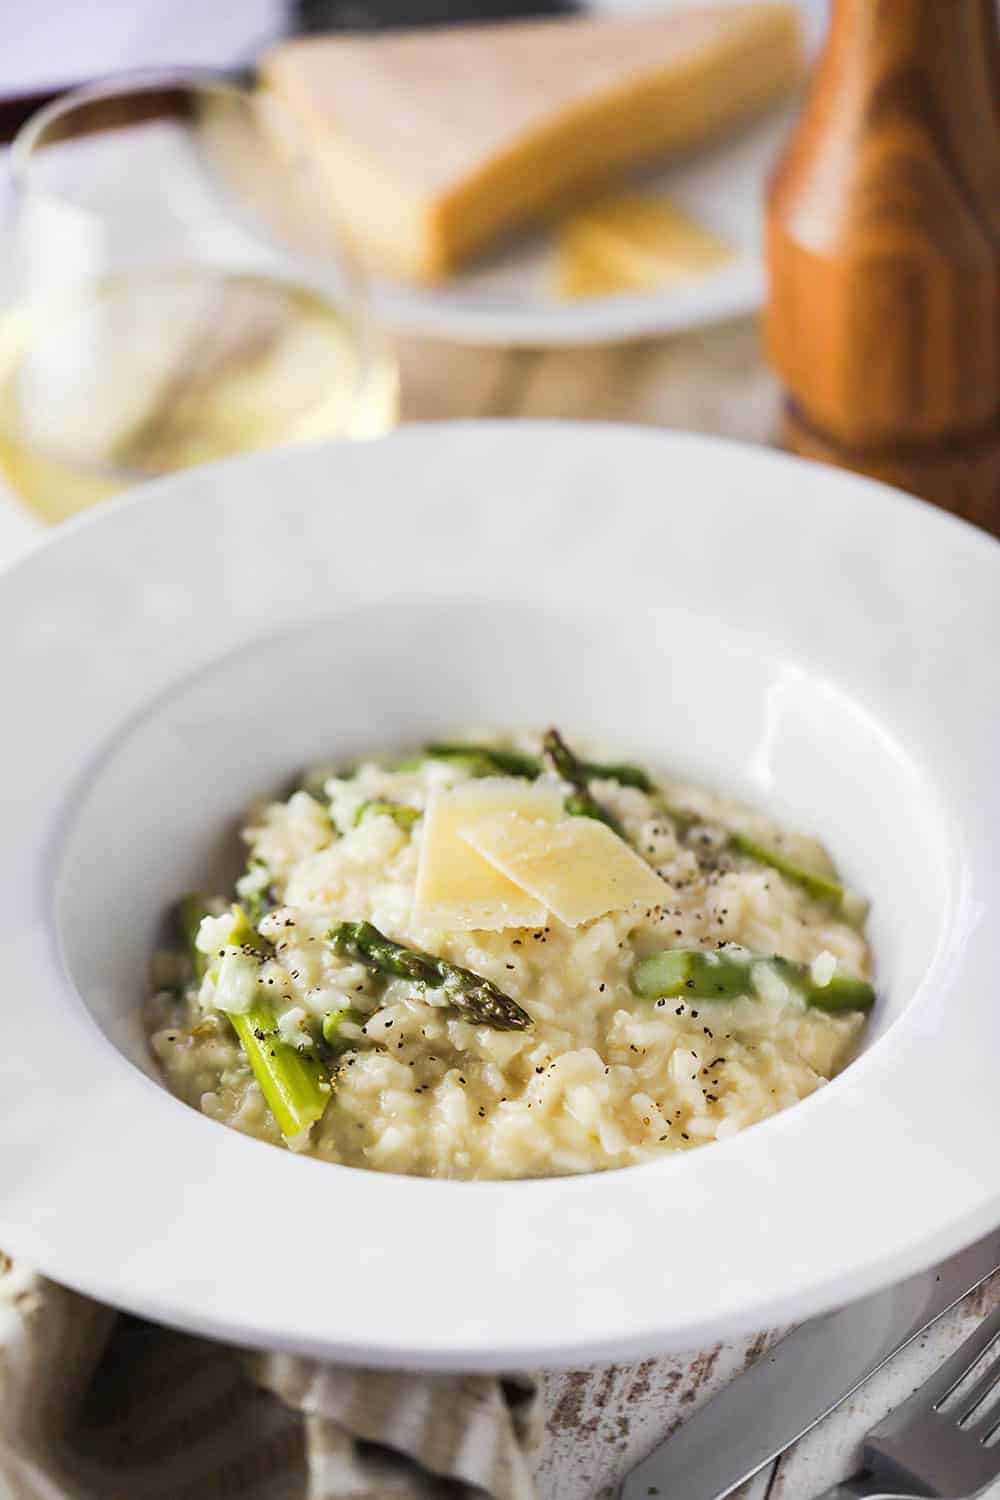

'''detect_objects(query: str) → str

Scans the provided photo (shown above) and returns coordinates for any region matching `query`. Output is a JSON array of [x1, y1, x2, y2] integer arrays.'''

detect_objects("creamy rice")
[[147, 736, 872, 1179]]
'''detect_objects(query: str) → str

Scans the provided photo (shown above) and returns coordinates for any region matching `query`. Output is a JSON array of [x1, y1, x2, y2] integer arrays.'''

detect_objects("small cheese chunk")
[[555, 194, 734, 299], [413, 778, 562, 930], [461, 812, 666, 927]]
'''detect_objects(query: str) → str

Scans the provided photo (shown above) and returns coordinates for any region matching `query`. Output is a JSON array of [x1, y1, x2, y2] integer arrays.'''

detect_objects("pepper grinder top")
[[765, 0, 1000, 529]]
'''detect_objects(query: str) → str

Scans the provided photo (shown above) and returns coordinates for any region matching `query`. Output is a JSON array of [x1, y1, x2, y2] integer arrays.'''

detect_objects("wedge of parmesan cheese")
[[413, 778, 562, 931], [555, 193, 734, 299], [261, 4, 803, 282], [461, 812, 666, 927]]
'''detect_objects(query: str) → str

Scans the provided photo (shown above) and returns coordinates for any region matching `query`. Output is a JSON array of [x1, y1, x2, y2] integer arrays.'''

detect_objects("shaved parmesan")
[[460, 812, 665, 927], [413, 778, 562, 930], [555, 194, 734, 300]]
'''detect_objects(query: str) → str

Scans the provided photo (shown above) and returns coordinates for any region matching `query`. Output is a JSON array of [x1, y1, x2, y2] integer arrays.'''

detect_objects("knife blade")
[[621, 1231, 1000, 1500]]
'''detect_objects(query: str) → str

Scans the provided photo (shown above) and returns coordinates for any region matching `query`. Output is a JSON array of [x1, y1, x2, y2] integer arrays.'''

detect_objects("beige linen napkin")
[[0, 1255, 541, 1500]]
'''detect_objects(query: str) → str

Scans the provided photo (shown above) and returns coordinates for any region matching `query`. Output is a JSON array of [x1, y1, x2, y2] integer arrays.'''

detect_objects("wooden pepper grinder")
[[766, 0, 1000, 530]]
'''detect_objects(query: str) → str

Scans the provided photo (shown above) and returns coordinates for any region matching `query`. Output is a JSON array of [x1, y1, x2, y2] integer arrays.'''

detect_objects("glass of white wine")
[[0, 69, 399, 522]]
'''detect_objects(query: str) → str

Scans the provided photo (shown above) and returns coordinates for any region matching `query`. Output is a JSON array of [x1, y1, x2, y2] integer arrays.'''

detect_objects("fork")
[[817, 1300, 1000, 1497]]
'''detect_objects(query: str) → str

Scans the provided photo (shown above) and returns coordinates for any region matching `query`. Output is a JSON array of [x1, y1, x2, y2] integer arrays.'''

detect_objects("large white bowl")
[[2, 422, 998, 1370]]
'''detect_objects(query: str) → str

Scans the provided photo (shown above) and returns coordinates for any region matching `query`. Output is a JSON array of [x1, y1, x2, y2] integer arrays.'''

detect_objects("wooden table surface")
[[395, 316, 1000, 1500], [396, 316, 780, 444]]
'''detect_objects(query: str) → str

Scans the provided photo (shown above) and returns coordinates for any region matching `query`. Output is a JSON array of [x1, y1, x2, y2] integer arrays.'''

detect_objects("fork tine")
[[916, 1303, 1000, 1412], [953, 1330, 1000, 1425], [970, 1403, 1000, 1443]]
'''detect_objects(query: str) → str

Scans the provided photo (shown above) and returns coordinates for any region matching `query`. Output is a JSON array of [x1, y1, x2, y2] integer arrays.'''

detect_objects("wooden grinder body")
[[766, 0, 1000, 528]]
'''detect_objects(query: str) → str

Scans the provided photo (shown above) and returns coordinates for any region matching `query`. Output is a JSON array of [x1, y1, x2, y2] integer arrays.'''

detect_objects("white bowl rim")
[[1, 421, 999, 1370]]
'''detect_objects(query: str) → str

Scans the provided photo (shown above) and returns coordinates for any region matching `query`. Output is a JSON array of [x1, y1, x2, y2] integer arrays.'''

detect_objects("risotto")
[[147, 731, 874, 1179]]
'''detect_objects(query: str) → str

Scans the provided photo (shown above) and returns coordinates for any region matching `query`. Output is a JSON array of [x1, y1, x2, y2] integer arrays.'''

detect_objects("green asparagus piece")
[[656, 800, 702, 838], [241, 888, 269, 928], [353, 799, 420, 831], [225, 903, 271, 952], [727, 830, 857, 915], [766, 955, 875, 1012], [174, 899, 330, 1139], [656, 804, 860, 922], [176, 893, 215, 981], [228, 1008, 331, 1141], [211, 904, 331, 1140], [579, 759, 654, 792], [542, 729, 623, 833], [631, 947, 875, 1013], [632, 948, 755, 1002], [328, 920, 533, 1031], [424, 742, 541, 778], [321, 1005, 365, 1047], [236, 858, 276, 928], [299, 763, 338, 798], [427, 739, 654, 792]]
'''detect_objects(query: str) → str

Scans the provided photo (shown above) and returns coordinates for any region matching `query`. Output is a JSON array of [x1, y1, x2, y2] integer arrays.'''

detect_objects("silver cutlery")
[[621, 1232, 1000, 1500], [814, 1297, 1000, 1498]]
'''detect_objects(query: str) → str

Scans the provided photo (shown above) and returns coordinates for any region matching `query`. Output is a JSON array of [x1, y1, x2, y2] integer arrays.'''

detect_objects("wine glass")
[[0, 68, 398, 522]]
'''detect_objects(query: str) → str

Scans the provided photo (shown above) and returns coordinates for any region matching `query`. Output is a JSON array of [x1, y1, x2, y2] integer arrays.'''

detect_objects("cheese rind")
[[261, 4, 803, 282], [460, 812, 666, 927], [413, 779, 562, 931]]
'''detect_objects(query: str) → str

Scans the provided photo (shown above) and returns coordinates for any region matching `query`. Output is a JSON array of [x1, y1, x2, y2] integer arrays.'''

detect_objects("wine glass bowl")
[[0, 70, 397, 521]]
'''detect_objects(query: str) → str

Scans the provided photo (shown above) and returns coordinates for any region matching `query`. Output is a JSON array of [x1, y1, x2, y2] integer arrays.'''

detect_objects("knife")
[[621, 1231, 1000, 1500]]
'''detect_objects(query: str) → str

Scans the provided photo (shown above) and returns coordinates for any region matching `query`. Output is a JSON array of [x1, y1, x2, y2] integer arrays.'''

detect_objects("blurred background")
[[0, 0, 834, 536], [0, 0, 995, 540]]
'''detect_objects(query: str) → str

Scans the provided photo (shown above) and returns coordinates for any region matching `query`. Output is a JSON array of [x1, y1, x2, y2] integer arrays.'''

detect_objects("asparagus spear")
[[322, 1005, 365, 1048], [298, 763, 340, 798], [328, 920, 532, 1031], [353, 799, 420, 832], [727, 830, 859, 916], [224, 903, 271, 953], [184, 902, 331, 1142], [383, 754, 425, 772], [632, 947, 753, 1002], [228, 1008, 331, 1141], [225, 906, 332, 1136], [428, 739, 656, 791], [424, 742, 541, 778], [552, 747, 861, 920], [656, 800, 859, 921], [235, 858, 276, 928], [631, 947, 875, 1013], [542, 729, 623, 833], [580, 759, 654, 792], [175, 893, 219, 982], [656, 800, 702, 839], [240, 887, 270, 929], [768, 954, 874, 1011]]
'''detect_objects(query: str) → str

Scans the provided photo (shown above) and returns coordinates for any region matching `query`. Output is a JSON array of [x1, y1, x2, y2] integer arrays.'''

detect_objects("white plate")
[[1, 422, 998, 1371], [372, 0, 825, 344]]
